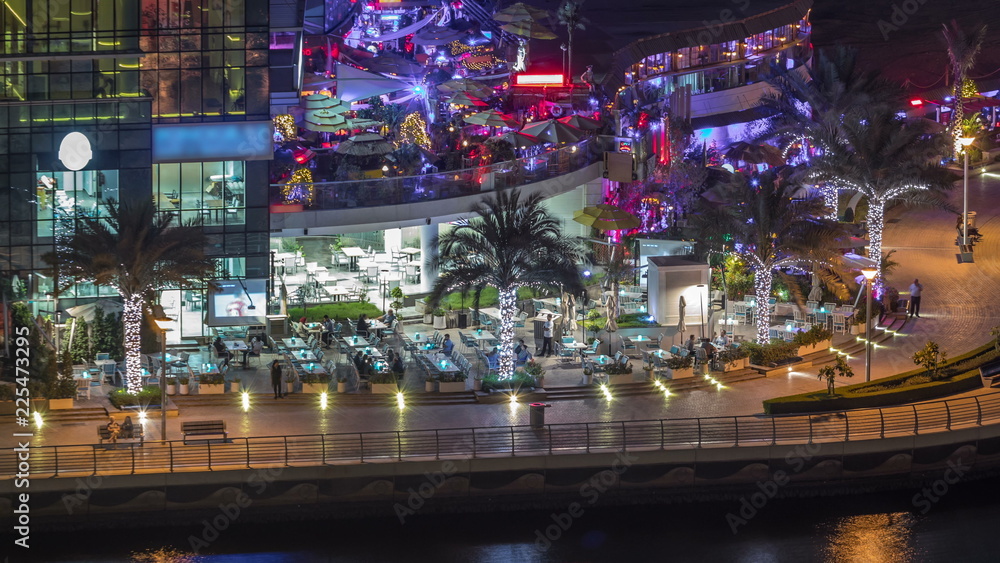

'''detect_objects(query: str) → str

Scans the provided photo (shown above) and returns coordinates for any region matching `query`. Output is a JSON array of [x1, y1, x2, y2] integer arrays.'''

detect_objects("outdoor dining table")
[[400, 247, 421, 261], [341, 246, 367, 271], [345, 335, 371, 348], [629, 335, 652, 344], [300, 362, 327, 376], [292, 349, 319, 361], [470, 329, 496, 342], [591, 355, 613, 367], [770, 325, 806, 341], [282, 337, 309, 350], [368, 319, 388, 332], [360, 346, 383, 358], [425, 354, 460, 373], [324, 285, 350, 301], [194, 363, 221, 376]]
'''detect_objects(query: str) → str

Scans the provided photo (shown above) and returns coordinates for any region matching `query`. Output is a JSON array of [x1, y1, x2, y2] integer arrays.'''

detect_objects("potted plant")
[[285, 372, 296, 395], [793, 325, 833, 357], [390, 286, 405, 313], [371, 372, 398, 394], [337, 376, 348, 394], [199, 372, 225, 394], [425, 376, 437, 393], [432, 308, 448, 330], [582, 364, 594, 385], [178, 377, 190, 395], [166, 377, 177, 395], [300, 371, 329, 393], [523, 359, 546, 389], [473, 376, 483, 391], [718, 347, 750, 372], [665, 356, 695, 379], [818, 356, 855, 396], [604, 360, 634, 385], [438, 373, 467, 393]]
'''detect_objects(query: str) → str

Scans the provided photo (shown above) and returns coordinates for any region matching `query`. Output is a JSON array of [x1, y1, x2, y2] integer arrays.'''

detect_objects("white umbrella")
[[808, 271, 823, 302], [604, 293, 619, 332], [66, 299, 123, 323], [677, 295, 687, 344], [566, 293, 578, 332]]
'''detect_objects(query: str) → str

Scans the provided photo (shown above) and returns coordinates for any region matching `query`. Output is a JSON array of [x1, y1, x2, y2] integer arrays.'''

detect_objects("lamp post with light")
[[861, 267, 877, 382], [150, 305, 173, 442], [960, 135, 976, 248]]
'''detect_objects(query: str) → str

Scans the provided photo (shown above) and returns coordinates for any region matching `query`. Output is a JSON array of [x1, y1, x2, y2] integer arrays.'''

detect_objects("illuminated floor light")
[[33, 411, 43, 428], [320, 392, 328, 410], [241, 391, 251, 412], [138, 411, 147, 422], [396, 391, 405, 411], [599, 384, 613, 402]]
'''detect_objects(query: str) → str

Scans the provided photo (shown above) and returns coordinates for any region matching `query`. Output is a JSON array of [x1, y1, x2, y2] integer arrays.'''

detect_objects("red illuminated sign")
[[514, 74, 565, 86]]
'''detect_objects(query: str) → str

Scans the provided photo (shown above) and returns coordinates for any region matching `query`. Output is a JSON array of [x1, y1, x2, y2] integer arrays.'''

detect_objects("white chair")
[[76, 379, 91, 400], [832, 313, 847, 334]]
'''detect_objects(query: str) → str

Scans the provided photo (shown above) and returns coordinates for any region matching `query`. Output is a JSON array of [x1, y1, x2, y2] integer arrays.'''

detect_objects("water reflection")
[[824, 512, 917, 563]]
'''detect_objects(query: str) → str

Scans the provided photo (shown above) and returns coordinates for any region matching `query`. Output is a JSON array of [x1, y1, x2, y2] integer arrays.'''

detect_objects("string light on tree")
[[273, 114, 296, 142], [400, 112, 431, 148], [281, 168, 315, 205]]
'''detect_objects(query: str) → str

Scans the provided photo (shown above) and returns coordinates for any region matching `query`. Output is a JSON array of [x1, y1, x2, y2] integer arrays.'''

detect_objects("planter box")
[[424, 314, 434, 324], [425, 380, 437, 392], [415, 301, 430, 315], [438, 381, 467, 393], [669, 367, 696, 380], [0, 398, 47, 415], [166, 384, 177, 395], [285, 381, 295, 394], [609, 373, 633, 385], [723, 357, 749, 372], [49, 398, 74, 410], [199, 383, 224, 395], [798, 339, 832, 357], [337, 381, 347, 393], [179, 384, 189, 395], [372, 383, 397, 394], [433, 315, 447, 329], [301, 383, 328, 394]]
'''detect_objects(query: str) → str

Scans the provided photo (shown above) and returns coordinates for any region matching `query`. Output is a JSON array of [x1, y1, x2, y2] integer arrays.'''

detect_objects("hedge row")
[[763, 341, 996, 415]]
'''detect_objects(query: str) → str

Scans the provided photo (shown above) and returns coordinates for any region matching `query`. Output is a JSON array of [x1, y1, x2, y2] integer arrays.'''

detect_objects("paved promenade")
[[7, 167, 1000, 450]]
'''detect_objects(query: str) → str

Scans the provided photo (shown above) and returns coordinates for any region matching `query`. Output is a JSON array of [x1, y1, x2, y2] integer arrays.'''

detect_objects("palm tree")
[[757, 47, 902, 215], [809, 105, 953, 283], [941, 20, 987, 156], [694, 169, 847, 344], [44, 199, 215, 393], [556, 0, 589, 85], [429, 190, 584, 379]]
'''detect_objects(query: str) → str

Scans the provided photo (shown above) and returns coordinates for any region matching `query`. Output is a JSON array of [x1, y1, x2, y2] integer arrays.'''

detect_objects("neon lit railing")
[[270, 137, 609, 211]]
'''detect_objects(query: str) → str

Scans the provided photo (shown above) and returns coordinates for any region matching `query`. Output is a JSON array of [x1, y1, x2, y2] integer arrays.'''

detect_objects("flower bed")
[[108, 386, 163, 410]]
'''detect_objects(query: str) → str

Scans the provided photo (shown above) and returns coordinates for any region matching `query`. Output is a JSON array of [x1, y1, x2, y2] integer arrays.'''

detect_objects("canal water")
[[21, 475, 1000, 562]]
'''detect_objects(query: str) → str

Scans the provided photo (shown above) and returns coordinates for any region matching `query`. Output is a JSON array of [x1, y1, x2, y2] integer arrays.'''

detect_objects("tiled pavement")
[[14, 166, 1000, 448]]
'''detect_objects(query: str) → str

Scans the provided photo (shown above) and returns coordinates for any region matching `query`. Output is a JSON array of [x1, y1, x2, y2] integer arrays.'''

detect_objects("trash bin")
[[529, 403, 551, 429]]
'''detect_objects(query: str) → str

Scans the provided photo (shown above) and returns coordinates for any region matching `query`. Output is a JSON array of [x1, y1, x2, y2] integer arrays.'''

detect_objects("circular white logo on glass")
[[58, 132, 93, 171]]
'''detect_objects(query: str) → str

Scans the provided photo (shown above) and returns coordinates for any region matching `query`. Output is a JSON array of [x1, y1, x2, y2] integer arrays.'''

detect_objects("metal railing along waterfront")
[[4, 393, 999, 479], [270, 137, 607, 211]]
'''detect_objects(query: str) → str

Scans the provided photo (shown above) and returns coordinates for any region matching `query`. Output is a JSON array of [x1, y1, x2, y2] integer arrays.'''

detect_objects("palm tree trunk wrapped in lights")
[[44, 199, 214, 394], [428, 190, 585, 380]]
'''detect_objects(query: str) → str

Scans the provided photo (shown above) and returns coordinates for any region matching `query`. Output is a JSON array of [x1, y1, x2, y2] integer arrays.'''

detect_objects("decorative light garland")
[[497, 287, 518, 380], [122, 294, 145, 394], [273, 114, 296, 142], [281, 168, 315, 205]]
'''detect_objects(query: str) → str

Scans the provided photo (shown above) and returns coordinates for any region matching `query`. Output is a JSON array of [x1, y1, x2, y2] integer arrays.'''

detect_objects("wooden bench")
[[181, 420, 228, 444], [980, 360, 1000, 386], [97, 425, 144, 446]]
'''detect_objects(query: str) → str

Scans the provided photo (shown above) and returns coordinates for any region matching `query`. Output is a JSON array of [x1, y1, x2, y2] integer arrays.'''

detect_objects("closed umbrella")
[[557, 114, 602, 130], [677, 295, 687, 345], [566, 293, 578, 332], [66, 299, 123, 323], [520, 119, 584, 144], [572, 204, 641, 232], [808, 271, 823, 302], [604, 293, 619, 332], [464, 109, 520, 128]]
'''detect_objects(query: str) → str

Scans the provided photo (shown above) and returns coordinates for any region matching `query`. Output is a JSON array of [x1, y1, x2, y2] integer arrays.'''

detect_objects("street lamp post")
[[960, 136, 976, 248], [861, 268, 878, 382], [151, 305, 174, 442]]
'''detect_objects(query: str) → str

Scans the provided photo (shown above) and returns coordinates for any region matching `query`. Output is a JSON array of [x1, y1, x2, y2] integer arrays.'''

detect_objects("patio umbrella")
[[677, 295, 687, 344], [500, 20, 557, 40], [412, 26, 468, 46], [494, 2, 549, 23], [573, 204, 641, 232], [301, 94, 351, 113], [335, 133, 395, 156], [66, 299, 123, 323], [346, 118, 384, 131], [557, 114, 603, 131], [723, 141, 785, 167], [520, 119, 584, 144], [438, 78, 494, 99], [497, 131, 540, 149], [464, 109, 520, 128], [446, 91, 489, 107]]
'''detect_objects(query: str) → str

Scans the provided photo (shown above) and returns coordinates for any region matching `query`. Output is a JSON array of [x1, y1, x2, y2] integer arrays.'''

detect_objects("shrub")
[[604, 361, 633, 375], [200, 372, 225, 385], [665, 356, 693, 370], [108, 386, 163, 409], [743, 341, 799, 366], [301, 370, 330, 384], [793, 324, 833, 347], [481, 371, 535, 392], [817, 356, 855, 395], [370, 372, 397, 385], [913, 341, 947, 380], [522, 359, 545, 378], [288, 302, 383, 323]]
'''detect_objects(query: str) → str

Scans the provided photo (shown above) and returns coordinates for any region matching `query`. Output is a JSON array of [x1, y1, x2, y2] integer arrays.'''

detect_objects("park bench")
[[181, 420, 228, 444], [97, 424, 144, 446], [980, 360, 1000, 386]]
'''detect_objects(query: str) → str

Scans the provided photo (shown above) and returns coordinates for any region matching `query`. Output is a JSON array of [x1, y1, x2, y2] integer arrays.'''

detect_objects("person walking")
[[270, 359, 284, 399], [540, 314, 554, 357], [909, 279, 923, 318]]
